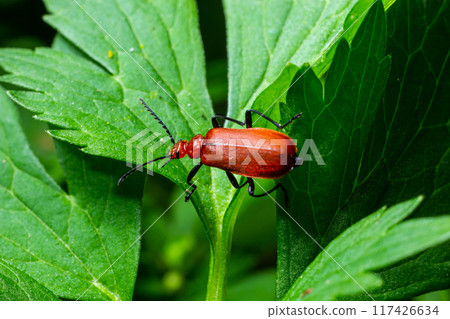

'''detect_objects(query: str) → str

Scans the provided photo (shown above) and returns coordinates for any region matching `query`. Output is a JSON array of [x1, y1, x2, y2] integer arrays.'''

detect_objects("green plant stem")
[[205, 191, 246, 300], [206, 238, 231, 301]]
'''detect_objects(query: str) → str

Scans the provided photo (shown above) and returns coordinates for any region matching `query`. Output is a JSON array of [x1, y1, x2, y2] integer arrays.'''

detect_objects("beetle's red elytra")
[[118, 99, 303, 207]]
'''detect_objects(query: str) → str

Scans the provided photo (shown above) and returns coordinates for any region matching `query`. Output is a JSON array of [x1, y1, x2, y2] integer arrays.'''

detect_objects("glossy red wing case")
[[201, 128, 297, 179]]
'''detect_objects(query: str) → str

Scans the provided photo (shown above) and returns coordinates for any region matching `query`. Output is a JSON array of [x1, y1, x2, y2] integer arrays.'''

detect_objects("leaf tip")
[[5, 90, 22, 106], [416, 194, 425, 203]]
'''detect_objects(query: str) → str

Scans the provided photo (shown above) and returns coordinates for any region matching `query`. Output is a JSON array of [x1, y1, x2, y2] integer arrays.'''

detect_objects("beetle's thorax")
[[170, 134, 204, 159]]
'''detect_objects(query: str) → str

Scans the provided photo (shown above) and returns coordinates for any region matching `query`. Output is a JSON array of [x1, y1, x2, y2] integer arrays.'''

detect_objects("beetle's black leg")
[[212, 115, 245, 128], [247, 178, 289, 208], [226, 171, 248, 189], [185, 162, 203, 202], [245, 109, 302, 129]]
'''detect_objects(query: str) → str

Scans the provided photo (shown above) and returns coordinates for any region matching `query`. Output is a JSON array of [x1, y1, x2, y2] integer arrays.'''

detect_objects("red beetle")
[[118, 99, 303, 206]]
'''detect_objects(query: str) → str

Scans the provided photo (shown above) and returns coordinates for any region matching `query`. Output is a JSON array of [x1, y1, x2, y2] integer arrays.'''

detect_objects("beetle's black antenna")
[[140, 98, 176, 144], [117, 155, 172, 185]]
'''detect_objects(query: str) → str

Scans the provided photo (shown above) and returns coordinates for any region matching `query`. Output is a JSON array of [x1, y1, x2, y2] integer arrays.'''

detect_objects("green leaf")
[[276, 0, 391, 299], [341, 0, 450, 299], [223, 0, 395, 121], [0, 0, 242, 300], [277, 0, 450, 300], [0, 87, 144, 300], [283, 197, 450, 301], [0, 0, 419, 301], [0, 0, 212, 181], [0, 259, 59, 301]]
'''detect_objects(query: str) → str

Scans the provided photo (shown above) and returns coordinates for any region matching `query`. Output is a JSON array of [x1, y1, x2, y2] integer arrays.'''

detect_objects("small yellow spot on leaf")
[[108, 50, 114, 59], [139, 43, 144, 49]]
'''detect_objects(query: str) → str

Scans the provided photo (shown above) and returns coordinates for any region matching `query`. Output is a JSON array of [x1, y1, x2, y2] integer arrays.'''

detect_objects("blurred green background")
[[0, 0, 448, 301]]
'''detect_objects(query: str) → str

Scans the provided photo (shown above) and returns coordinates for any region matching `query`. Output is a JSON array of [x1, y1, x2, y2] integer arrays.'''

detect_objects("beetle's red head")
[[170, 140, 188, 159]]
